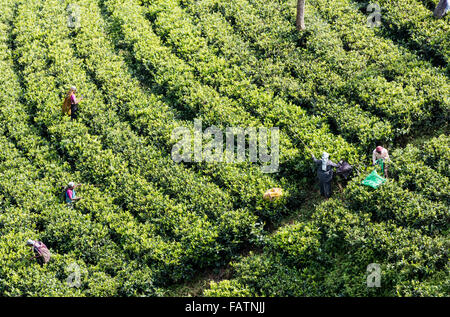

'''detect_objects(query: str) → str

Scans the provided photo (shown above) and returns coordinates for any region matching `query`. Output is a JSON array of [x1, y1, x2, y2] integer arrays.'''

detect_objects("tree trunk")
[[434, 0, 448, 18], [296, 0, 305, 31]]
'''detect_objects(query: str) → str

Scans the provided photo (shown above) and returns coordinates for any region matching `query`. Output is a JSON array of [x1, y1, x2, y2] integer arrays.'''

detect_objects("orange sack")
[[62, 95, 72, 116], [263, 188, 283, 201]]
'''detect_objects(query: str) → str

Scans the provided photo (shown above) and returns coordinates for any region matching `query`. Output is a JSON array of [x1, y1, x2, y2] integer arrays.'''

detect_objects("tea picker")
[[434, 0, 449, 18], [62, 86, 83, 120], [372, 146, 389, 178], [361, 146, 390, 189], [26, 239, 51, 266], [64, 181, 83, 207], [312, 152, 340, 199]]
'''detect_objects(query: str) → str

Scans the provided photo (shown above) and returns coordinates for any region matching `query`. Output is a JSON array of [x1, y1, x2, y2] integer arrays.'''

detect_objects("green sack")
[[362, 170, 386, 189], [376, 159, 384, 174]]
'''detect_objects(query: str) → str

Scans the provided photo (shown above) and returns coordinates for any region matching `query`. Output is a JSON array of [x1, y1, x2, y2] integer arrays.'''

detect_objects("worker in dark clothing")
[[312, 152, 340, 199], [434, 0, 449, 18]]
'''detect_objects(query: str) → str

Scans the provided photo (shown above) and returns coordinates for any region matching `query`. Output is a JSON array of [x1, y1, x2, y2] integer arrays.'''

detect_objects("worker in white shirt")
[[372, 146, 389, 178]]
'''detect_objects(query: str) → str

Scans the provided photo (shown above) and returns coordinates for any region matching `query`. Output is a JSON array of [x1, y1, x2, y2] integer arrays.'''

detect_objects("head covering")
[[376, 146, 383, 153], [70, 86, 77, 92], [321, 152, 329, 171], [68, 182, 75, 188], [26, 239, 35, 246]]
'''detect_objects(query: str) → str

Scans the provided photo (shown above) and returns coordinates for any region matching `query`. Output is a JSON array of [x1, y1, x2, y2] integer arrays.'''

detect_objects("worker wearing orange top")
[[372, 146, 389, 178]]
